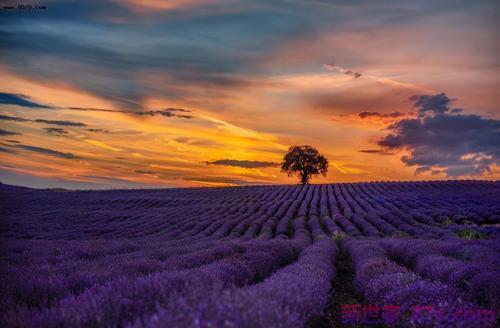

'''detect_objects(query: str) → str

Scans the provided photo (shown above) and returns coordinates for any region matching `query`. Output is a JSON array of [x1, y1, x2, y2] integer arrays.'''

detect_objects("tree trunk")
[[300, 172, 309, 184]]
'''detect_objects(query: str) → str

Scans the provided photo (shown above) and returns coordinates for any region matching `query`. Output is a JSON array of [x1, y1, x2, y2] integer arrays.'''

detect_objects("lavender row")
[[3, 182, 499, 241], [379, 238, 500, 308], [1, 240, 303, 327], [135, 239, 337, 328], [341, 238, 496, 327]]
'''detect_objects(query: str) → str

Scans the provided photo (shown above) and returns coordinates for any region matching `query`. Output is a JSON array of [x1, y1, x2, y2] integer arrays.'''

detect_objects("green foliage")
[[332, 231, 346, 242], [281, 145, 329, 184], [456, 229, 488, 240], [441, 218, 454, 226]]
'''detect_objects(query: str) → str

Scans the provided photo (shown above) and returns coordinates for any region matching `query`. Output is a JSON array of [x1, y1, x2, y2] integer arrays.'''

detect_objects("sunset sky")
[[1, 0, 499, 189]]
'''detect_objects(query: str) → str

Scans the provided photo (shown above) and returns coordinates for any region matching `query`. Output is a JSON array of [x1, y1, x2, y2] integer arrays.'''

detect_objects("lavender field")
[[1, 181, 499, 327]]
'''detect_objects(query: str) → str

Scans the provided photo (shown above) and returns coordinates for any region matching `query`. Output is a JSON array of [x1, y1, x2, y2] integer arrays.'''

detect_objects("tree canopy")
[[281, 145, 329, 184]]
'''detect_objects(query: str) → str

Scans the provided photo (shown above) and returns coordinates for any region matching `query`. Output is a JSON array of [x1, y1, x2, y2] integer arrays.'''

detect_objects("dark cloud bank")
[[0, 129, 20, 136], [44, 128, 69, 135], [0, 90, 192, 119], [16, 145, 76, 159], [0, 114, 86, 127], [377, 93, 500, 177], [0, 92, 52, 108], [358, 149, 393, 155], [358, 111, 405, 119], [68, 107, 192, 119]]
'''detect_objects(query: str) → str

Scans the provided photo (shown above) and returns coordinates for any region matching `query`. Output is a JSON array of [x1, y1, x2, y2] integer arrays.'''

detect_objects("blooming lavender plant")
[[0, 181, 499, 327]]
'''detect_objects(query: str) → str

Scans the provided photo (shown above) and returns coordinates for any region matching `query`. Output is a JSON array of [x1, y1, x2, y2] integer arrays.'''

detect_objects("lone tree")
[[281, 145, 329, 184]]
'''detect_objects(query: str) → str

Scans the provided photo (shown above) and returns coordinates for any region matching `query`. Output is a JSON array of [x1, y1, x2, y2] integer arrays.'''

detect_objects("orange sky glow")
[[1, 0, 499, 188]]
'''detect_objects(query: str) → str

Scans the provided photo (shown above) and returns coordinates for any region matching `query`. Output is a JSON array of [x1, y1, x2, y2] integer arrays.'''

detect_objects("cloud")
[[67, 107, 192, 119], [0, 129, 20, 136], [67, 107, 119, 113], [0, 92, 52, 108], [135, 170, 157, 174], [0, 146, 16, 153], [0, 14, 259, 109], [323, 63, 362, 79], [0, 0, 336, 109], [87, 128, 110, 133], [115, 130, 143, 135], [138, 110, 192, 119], [358, 111, 406, 119], [305, 81, 418, 118], [378, 92, 500, 177], [182, 176, 257, 186], [410, 92, 453, 116], [358, 149, 394, 155], [204, 159, 279, 168], [0, 114, 29, 122], [44, 128, 69, 135], [34, 119, 86, 127], [83, 139, 122, 151], [0, 114, 87, 127], [16, 145, 77, 159], [83, 126, 140, 135], [175, 137, 220, 147], [166, 107, 190, 113]]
